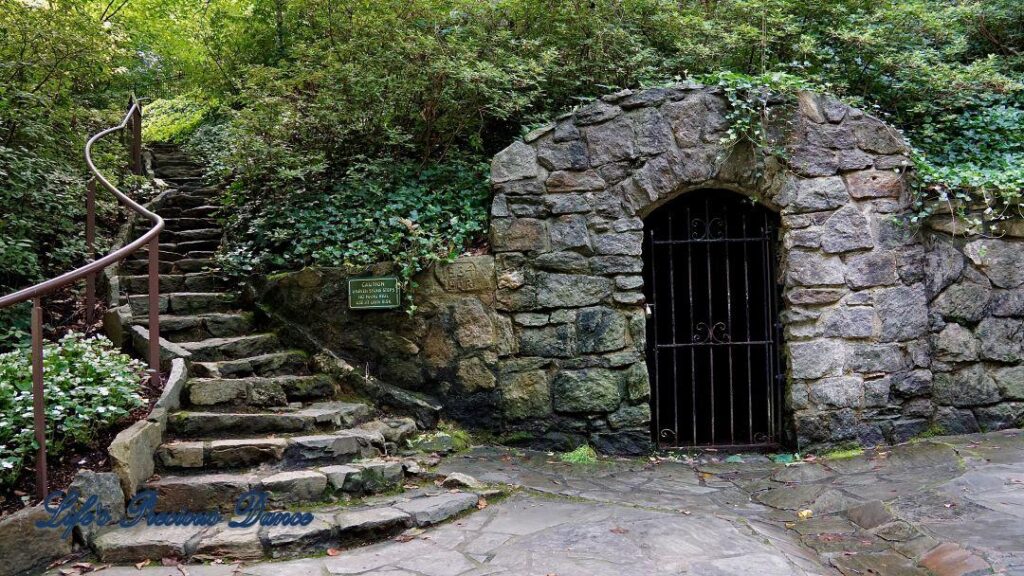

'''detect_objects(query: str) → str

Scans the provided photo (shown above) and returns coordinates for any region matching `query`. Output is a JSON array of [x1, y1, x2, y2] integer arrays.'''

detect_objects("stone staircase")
[[91, 145, 486, 562]]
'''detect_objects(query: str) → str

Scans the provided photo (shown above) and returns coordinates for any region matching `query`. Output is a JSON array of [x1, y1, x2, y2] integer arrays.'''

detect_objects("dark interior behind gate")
[[642, 189, 784, 448]]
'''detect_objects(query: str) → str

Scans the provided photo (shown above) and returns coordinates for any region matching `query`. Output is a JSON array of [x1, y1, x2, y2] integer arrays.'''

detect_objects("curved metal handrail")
[[0, 100, 163, 307], [0, 96, 163, 500]]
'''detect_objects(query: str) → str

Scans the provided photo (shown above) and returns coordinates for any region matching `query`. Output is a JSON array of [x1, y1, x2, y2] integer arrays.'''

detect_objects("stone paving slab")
[[70, 493, 820, 576], [48, 430, 1024, 576]]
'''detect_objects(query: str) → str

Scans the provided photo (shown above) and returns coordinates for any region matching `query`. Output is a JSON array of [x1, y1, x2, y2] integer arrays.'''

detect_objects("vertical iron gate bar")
[[704, 198, 715, 445], [742, 216, 753, 444], [762, 211, 774, 441], [685, 206, 696, 446], [668, 213, 679, 447], [759, 212, 770, 441], [724, 209, 734, 444], [648, 229, 660, 445]]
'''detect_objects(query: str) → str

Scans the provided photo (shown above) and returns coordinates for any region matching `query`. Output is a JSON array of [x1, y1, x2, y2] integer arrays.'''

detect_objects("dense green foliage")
[[169, 0, 1022, 272], [1, 0, 1023, 322], [220, 157, 489, 308], [0, 333, 145, 490], [0, 0, 140, 347]]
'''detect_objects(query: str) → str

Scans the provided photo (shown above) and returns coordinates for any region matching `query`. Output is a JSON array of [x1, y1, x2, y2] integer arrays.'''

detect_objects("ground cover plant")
[[0, 333, 146, 493]]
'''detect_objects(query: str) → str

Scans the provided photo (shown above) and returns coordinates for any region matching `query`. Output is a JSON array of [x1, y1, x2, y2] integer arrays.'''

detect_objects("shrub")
[[0, 333, 146, 490], [219, 156, 490, 312]]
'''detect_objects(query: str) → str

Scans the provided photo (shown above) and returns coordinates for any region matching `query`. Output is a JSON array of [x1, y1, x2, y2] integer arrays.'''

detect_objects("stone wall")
[[487, 84, 924, 450], [924, 229, 1024, 434], [257, 260, 514, 431], [259, 83, 1024, 453]]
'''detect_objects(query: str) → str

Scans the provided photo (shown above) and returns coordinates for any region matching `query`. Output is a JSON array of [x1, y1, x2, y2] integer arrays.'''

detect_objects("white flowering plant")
[[0, 333, 146, 490]]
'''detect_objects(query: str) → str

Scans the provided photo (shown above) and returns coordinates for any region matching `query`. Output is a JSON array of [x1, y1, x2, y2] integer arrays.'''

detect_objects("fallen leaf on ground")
[[477, 497, 488, 510], [797, 509, 813, 519], [326, 548, 341, 557], [610, 527, 629, 535], [134, 560, 151, 570]]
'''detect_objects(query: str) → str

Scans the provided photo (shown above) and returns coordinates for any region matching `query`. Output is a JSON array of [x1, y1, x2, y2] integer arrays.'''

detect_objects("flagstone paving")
[[53, 429, 1023, 575]]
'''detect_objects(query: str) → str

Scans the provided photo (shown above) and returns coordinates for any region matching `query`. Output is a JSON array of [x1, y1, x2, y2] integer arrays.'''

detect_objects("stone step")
[[93, 490, 480, 562], [121, 271, 225, 293], [152, 158, 200, 166], [163, 175, 205, 185], [192, 350, 311, 379], [154, 169, 200, 177], [149, 204, 219, 219], [126, 247, 185, 262], [162, 193, 209, 209], [178, 333, 280, 362], [119, 258, 172, 275], [174, 239, 221, 253], [164, 227, 221, 243], [155, 167, 205, 179], [181, 204, 221, 218], [124, 241, 182, 255], [182, 250, 217, 260], [155, 234, 218, 252], [175, 257, 218, 272], [169, 401, 374, 437], [156, 430, 388, 472], [128, 291, 237, 316], [121, 257, 218, 275], [186, 374, 334, 407], [158, 190, 220, 204], [140, 312, 255, 343], [136, 217, 219, 232]]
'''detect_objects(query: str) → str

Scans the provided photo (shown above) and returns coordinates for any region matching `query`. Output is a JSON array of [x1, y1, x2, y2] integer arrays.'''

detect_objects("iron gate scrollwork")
[[642, 190, 784, 448]]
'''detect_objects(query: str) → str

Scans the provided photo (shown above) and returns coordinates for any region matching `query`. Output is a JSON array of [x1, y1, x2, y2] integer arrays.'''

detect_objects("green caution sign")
[[348, 276, 401, 309]]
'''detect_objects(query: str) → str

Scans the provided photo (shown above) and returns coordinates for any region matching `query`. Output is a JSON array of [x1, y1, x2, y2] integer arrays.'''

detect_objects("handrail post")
[[147, 236, 160, 388], [129, 100, 143, 176], [85, 178, 96, 325], [31, 298, 47, 501]]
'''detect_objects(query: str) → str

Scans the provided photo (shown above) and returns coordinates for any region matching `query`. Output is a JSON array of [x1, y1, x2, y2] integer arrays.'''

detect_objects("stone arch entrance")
[[642, 189, 784, 448], [489, 83, 925, 452]]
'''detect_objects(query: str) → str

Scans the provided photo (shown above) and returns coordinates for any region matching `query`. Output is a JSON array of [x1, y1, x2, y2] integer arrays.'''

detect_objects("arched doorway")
[[642, 190, 784, 448]]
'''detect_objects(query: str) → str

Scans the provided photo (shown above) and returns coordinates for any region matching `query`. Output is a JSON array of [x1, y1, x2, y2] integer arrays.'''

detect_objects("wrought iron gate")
[[642, 190, 784, 448]]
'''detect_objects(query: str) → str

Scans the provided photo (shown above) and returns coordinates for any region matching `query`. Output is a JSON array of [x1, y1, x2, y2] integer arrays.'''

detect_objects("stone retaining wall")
[[258, 262, 512, 430], [923, 230, 1024, 434]]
